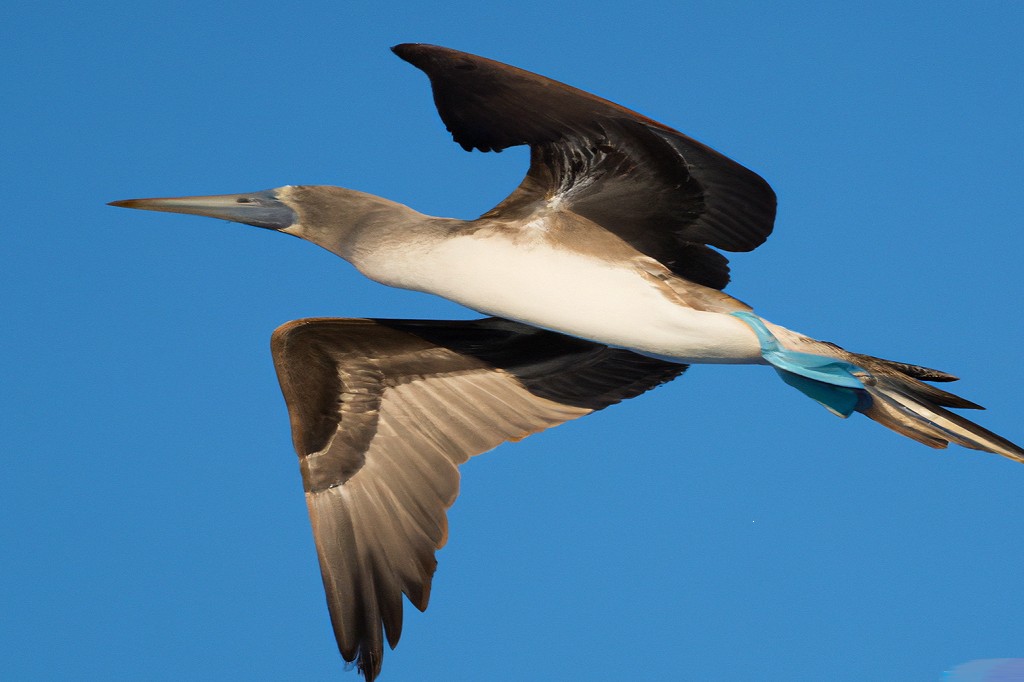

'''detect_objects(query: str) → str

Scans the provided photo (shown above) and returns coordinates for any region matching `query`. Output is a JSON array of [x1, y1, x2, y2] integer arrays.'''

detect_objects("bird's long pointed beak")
[[108, 190, 296, 230]]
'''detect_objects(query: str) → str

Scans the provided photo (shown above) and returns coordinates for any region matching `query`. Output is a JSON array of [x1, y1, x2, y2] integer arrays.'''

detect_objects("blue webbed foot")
[[731, 312, 868, 417]]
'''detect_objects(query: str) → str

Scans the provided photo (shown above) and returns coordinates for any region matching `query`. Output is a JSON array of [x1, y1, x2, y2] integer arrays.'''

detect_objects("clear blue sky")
[[3, 2, 1023, 680]]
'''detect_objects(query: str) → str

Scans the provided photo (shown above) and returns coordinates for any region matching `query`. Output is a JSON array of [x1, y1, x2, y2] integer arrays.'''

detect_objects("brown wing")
[[270, 317, 684, 681], [392, 43, 776, 289]]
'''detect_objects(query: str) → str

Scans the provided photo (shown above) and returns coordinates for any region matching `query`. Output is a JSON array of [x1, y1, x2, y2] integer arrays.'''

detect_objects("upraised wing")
[[392, 43, 777, 289], [271, 317, 684, 681]]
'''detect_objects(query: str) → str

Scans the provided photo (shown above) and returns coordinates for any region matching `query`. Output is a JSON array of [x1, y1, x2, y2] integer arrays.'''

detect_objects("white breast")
[[363, 230, 763, 365]]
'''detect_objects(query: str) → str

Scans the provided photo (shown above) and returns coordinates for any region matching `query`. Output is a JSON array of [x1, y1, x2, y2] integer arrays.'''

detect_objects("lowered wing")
[[271, 317, 684, 680]]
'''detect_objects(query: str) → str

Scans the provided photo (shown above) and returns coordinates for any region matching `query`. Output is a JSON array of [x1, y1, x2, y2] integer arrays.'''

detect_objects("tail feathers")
[[846, 353, 983, 410], [735, 314, 1022, 463], [851, 356, 1024, 463], [844, 350, 960, 383]]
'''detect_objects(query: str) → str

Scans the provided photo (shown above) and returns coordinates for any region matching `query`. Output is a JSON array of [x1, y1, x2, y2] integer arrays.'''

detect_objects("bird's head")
[[110, 185, 430, 269]]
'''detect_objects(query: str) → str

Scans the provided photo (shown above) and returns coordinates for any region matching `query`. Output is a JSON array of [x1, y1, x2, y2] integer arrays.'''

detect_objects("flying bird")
[[110, 43, 1023, 680]]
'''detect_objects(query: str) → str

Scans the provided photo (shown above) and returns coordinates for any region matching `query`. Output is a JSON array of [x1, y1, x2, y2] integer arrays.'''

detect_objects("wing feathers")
[[271, 317, 684, 681], [394, 43, 777, 290]]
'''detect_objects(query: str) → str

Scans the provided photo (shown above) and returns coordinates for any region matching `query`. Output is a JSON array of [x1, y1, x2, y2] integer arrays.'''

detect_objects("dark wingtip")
[[391, 43, 437, 66], [390, 43, 479, 75]]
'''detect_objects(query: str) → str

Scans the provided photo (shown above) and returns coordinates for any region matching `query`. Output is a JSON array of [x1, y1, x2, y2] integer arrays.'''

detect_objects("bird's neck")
[[278, 185, 463, 284]]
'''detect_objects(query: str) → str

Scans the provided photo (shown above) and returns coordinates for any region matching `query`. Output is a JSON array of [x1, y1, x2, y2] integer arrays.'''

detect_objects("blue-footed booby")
[[109, 44, 1023, 681]]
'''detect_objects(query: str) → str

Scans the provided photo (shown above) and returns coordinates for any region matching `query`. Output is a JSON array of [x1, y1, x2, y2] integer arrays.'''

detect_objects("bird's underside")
[[108, 43, 1023, 682]]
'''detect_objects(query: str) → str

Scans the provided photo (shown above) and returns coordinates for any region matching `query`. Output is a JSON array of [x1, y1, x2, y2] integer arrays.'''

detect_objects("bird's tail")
[[844, 350, 1024, 462], [730, 312, 1024, 464]]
